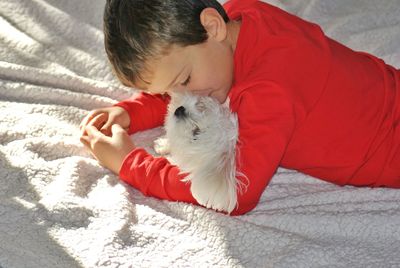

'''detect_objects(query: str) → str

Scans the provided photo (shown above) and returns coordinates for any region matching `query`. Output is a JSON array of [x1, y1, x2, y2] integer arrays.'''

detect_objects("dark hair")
[[103, 0, 229, 88]]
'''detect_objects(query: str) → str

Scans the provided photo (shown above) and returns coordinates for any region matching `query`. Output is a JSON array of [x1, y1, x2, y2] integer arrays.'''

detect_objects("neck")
[[226, 20, 241, 53]]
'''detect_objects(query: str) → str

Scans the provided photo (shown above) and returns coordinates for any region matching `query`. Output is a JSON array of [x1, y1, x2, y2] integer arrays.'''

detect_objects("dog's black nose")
[[174, 106, 186, 118]]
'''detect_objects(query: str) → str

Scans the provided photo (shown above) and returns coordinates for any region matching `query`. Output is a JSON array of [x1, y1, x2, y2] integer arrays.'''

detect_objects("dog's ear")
[[191, 150, 239, 214], [187, 149, 239, 214], [218, 151, 239, 213]]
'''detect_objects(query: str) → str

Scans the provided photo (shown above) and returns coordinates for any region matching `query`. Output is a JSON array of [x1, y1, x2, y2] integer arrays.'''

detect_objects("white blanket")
[[1, 0, 400, 267]]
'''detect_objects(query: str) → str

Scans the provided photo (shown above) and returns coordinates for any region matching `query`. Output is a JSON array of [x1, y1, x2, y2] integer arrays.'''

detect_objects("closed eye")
[[181, 75, 191, 86]]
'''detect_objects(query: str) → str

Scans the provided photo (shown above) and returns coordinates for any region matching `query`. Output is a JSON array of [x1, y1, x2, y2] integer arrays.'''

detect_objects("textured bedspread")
[[1, 0, 400, 267]]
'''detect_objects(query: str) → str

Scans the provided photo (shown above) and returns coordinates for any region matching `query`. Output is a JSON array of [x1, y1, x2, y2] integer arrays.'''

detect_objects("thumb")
[[111, 124, 125, 135]]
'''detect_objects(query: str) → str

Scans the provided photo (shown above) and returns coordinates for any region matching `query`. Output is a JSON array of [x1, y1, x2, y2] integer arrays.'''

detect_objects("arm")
[[119, 149, 199, 205], [118, 83, 296, 215], [229, 85, 296, 215], [115, 91, 198, 205], [114, 92, 170, 134]]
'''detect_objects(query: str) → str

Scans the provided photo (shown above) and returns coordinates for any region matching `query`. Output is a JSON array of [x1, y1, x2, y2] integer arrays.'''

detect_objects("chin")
[[210, 87, 229, 104], [154, 92, 247, 214]]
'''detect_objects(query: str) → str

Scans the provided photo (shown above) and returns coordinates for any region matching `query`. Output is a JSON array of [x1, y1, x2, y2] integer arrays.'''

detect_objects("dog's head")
[[165, 92, 237, 158], [164, 92, 242, 213]]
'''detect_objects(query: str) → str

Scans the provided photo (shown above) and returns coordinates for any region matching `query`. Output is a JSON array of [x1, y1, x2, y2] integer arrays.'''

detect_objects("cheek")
[[190, 70, 221, 92], [188, 47, 233, 93], [220, 55, 234, 85], [208, 58, 233, 88]]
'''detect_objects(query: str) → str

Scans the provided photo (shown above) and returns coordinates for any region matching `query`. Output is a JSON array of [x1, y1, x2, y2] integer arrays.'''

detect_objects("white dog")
[[154, 92, 247, 214]]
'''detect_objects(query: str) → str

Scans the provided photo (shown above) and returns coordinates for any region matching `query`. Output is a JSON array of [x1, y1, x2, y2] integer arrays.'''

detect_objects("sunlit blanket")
[[1, 0, 400, 267]]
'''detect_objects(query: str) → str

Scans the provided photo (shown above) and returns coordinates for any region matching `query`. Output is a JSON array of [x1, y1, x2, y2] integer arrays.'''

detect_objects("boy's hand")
[[80, 124, 136, 175], [79, 106, 130, 137]]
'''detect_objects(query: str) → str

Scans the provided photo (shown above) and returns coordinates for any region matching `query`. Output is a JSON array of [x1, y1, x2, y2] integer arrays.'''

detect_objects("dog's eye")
[[192, 126, 200, 137]]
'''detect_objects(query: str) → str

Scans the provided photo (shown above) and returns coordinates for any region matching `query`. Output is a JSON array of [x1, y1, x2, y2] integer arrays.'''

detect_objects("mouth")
[[192, 126, 200, 136]]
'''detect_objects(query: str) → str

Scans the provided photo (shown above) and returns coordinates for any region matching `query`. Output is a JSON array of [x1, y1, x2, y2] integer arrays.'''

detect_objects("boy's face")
[[140, 8, 240, 104], [144, 41, 234, 104]]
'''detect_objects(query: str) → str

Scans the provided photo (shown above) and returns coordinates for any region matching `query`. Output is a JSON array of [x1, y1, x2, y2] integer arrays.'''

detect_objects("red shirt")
[[115, 0, 400, 215]]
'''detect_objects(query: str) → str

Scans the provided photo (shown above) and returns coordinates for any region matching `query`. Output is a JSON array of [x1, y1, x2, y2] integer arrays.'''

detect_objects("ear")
[[199, 7, 227, 42]]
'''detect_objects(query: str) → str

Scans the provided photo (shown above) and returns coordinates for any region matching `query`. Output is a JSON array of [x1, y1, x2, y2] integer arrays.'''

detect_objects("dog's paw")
[[154, 137, 170, 155]]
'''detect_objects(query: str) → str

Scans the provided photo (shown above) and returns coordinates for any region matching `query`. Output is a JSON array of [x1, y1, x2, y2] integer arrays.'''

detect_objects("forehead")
[[142, 45, 191, 93]]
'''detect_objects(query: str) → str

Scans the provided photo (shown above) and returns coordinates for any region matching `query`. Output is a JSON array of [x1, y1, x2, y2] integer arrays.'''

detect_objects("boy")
[[80, 0, 400, 215]]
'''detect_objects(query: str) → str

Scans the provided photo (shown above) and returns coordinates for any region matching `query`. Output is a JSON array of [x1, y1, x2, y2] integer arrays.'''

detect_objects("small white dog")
[[154, 92, 246, 214]]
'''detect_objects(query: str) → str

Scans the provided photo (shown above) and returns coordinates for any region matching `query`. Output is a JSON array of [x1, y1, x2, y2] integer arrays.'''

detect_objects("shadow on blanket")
[[0, 150, 82, 268]]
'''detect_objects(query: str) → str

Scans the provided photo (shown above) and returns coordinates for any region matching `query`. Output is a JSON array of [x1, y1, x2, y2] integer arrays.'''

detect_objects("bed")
[[1, 0, 400, 267]]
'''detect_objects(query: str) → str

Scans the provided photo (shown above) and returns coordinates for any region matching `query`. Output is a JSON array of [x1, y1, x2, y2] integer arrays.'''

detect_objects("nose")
[[174, 106, 186, 118]]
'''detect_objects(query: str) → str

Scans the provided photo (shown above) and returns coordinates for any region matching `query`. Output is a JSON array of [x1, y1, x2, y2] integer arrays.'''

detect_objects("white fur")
[[154, 92, 247, 214]]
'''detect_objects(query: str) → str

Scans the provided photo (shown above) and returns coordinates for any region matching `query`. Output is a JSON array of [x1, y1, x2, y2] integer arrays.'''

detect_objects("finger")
[[80, 136, 98, 159], [88, 113, 108, 130], [80, 135, 90, 146], [85, 125, 104, 140], [79, 111, 99, 130], [81, 126, 91, 137], [100, 121, 113, 136], [86, 125, 113, 148], [80, 113, 99, 136], [80, 135, 98, 151]]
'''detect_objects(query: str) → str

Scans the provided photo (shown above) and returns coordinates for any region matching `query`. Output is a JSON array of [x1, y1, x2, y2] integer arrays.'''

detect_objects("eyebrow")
[[165, 65, 187, 91]]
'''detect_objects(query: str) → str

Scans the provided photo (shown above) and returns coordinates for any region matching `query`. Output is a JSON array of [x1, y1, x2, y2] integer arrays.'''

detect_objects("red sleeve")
[[223, 0, 257, 13], [115, 92, 199, 206], [118, 82, 295, 216], [114, 92, 170, 134], [119, 148, 199, 206], [229, 83, 296, 215]]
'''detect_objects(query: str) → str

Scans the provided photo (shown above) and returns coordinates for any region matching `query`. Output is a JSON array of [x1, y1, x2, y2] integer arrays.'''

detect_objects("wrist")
[[113, 104, 132, 130], [121, 110, 131, 130]]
